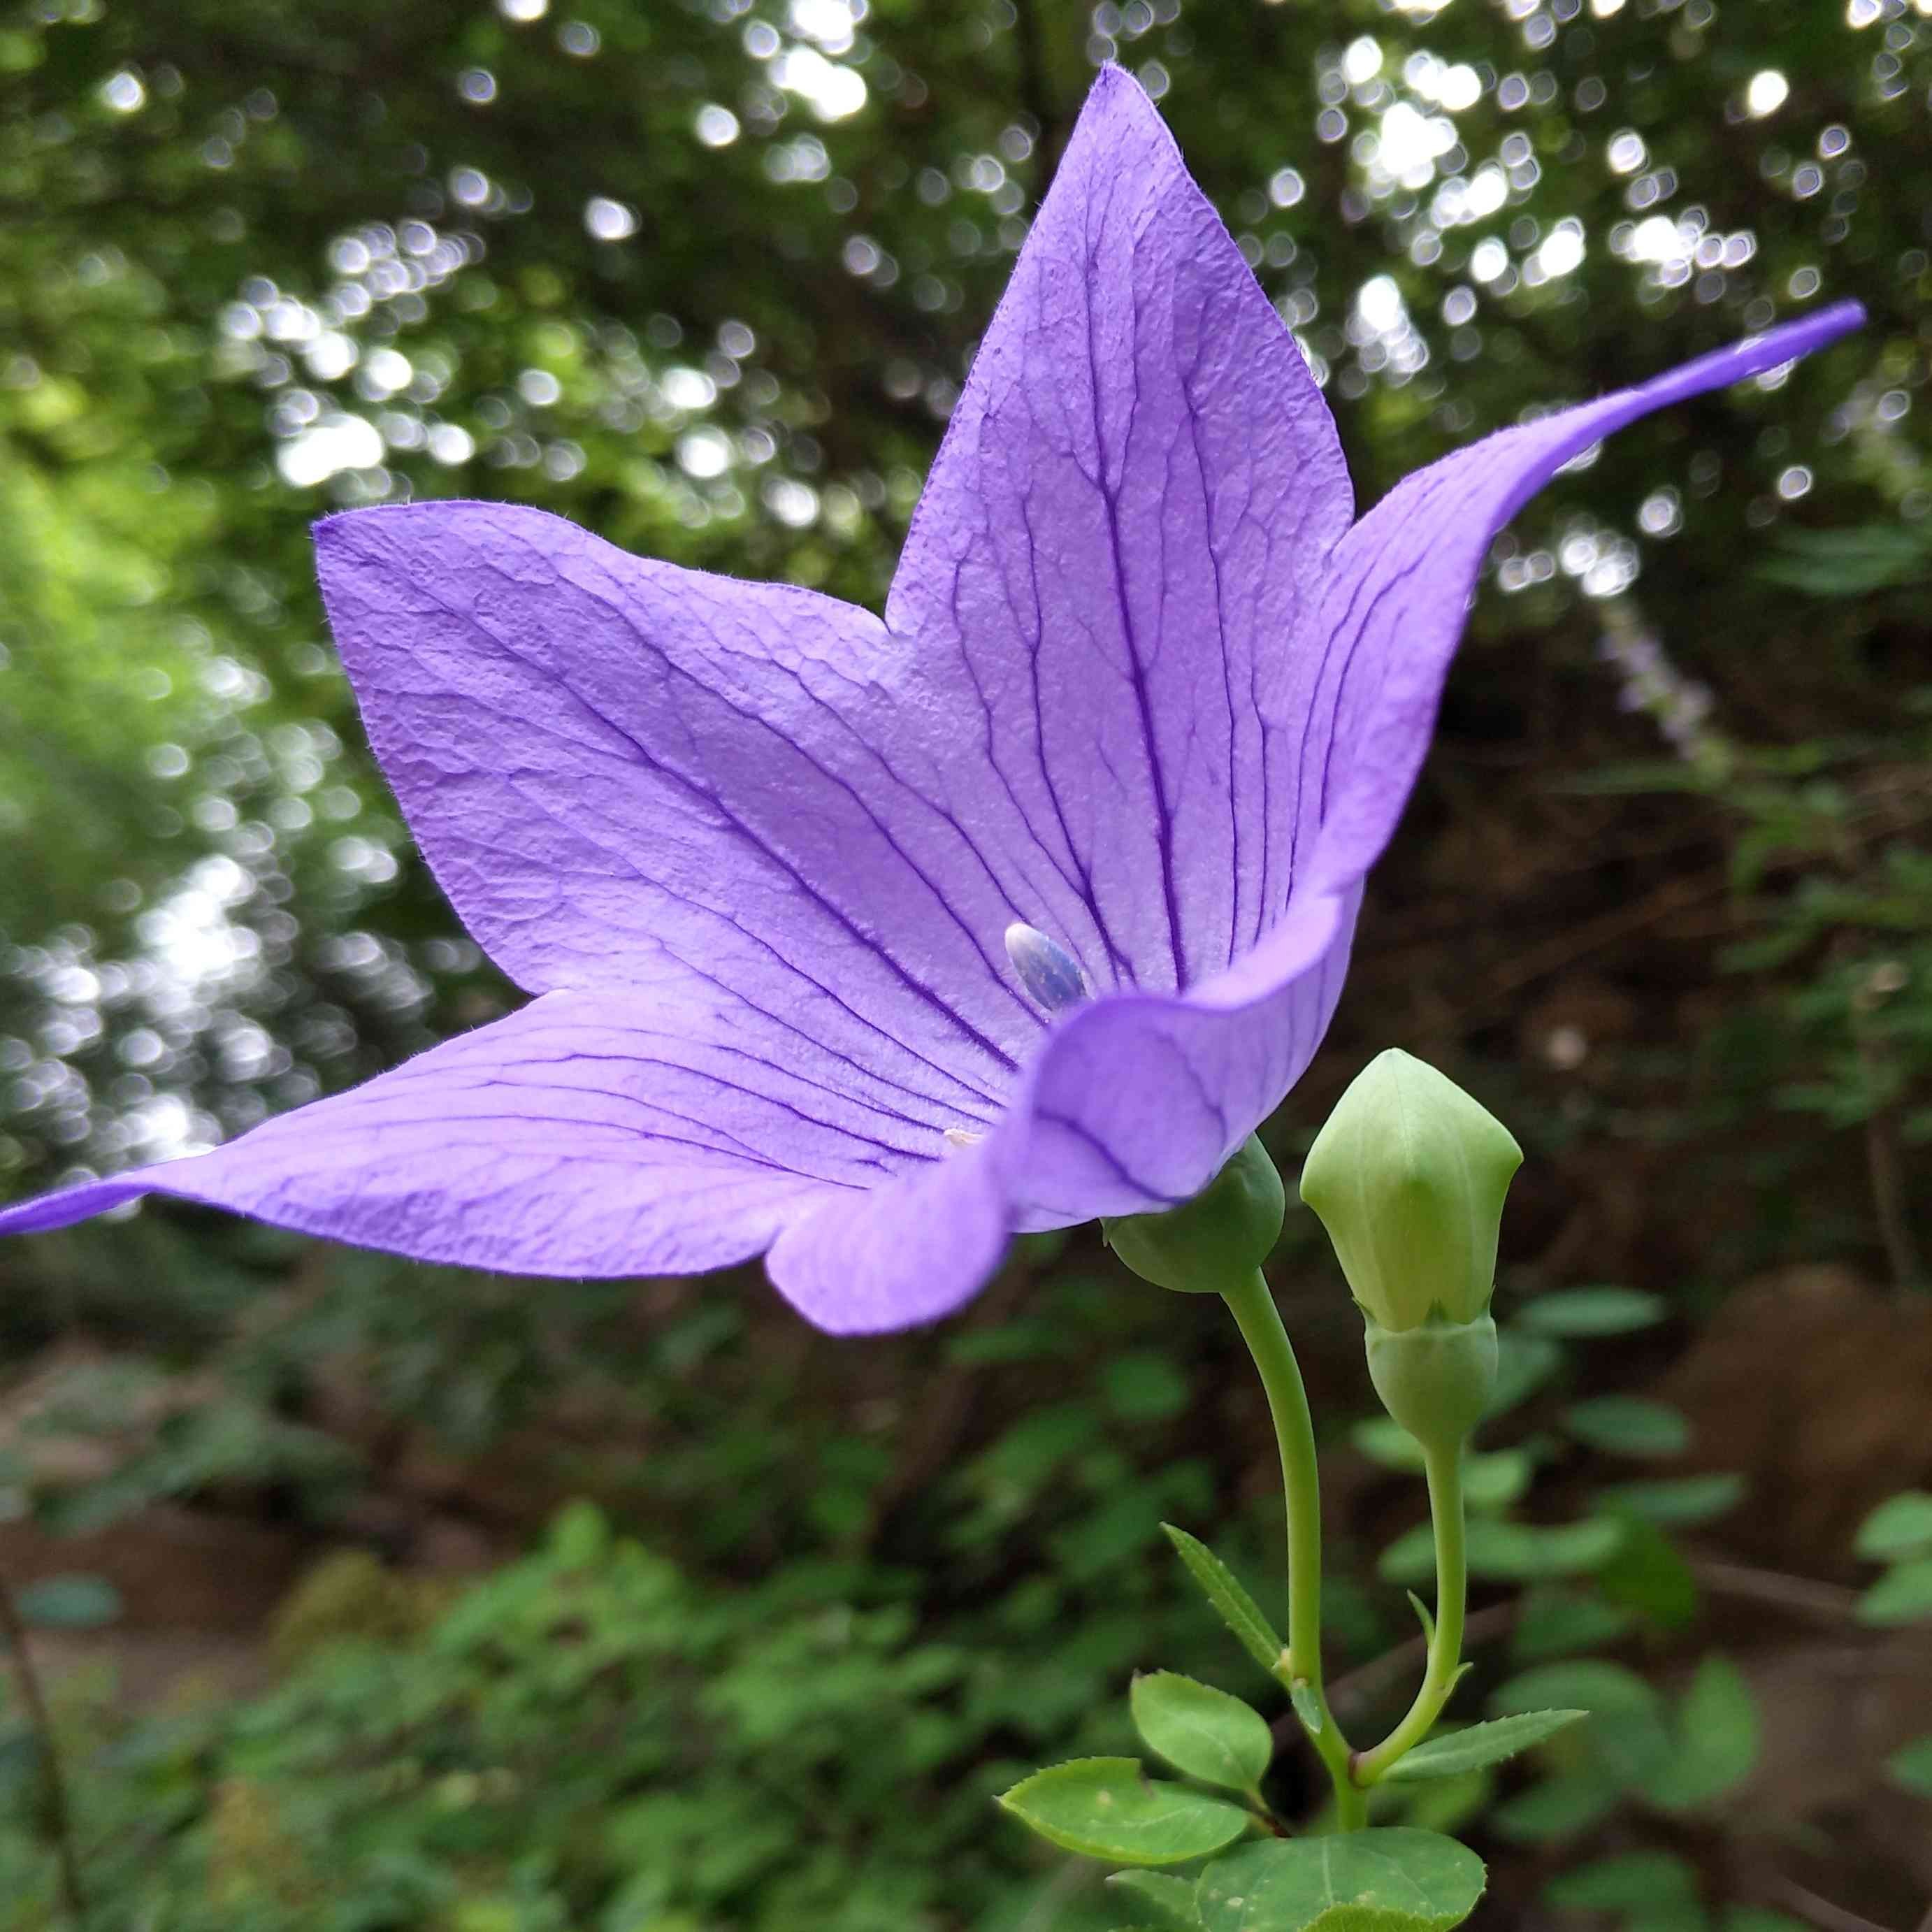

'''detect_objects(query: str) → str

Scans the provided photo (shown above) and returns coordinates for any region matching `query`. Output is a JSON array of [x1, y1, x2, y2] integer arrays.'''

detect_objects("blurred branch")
[[0, 1573, 87, 1927]]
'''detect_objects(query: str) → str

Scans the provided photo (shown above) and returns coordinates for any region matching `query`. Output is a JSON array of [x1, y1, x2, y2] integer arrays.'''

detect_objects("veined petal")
[[1004, 886, 1360, 1228], [1301, 301, 1866, 897], [886, 66, 1353, 997], [770, 887, 1360, 1327], [315, 503, 1046, 1111], [0, 986, 947, 1285]]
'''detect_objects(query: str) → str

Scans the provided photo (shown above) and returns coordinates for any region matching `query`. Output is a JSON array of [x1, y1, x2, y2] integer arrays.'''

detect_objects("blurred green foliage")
[[3, 0, 1931, 1927]]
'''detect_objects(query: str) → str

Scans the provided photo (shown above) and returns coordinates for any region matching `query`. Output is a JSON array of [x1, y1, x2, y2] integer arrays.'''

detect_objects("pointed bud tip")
[[1300, 1049, 1521, 1334]]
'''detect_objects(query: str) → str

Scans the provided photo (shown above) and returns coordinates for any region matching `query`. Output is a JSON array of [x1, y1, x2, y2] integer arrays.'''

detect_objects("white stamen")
[[1004, 922, 1090, 1014]]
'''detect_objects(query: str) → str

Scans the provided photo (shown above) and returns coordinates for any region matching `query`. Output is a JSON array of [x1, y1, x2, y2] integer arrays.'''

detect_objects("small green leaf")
[[1594, 1513, 1701, 1630], [14, 1573, 122, 1630], [1163, 1526, 1286, 1679], [998, 1759, 1250, 1866], [1291, 1680, 1325, 1738], [1490, 1771, 1621, 1843], [1353, 1416, 1426, 1471], [1720, 1911, 1812, 1932], [1857, 1556, 1932, 1627], [1855, 1491, 1932, 1563], [1509, 1586, 1635, 1663], [1405, 1591, 1436, 1647], [1486, 1332, 1563, 1417], [1597, 1474, 1745, 1527], [1109, 1871, 1205, 1930], [1195, 1829, 1485, 1932], [1385, 1710, 1587, 1782], [1493, 1661, 1673, 1789], [1380, 1516, 1623, 1585], [1515, 1288, 1667, 1336], [1886, 1734, 1932, 1797], [1545, 1850, 1699, 1911], [1560, 1397, 1691, 1459], [1461, 1450, 1531, 1514], [1131, 1673, 1274, 1793], [1645, 1655, 1758, 1811]]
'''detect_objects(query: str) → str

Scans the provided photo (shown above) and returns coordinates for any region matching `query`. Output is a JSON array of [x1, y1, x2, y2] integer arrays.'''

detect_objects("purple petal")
[[1302, 301, 1865, 896], [316, 502, 1043, 1114], [770, 887, 1361, 1327], [1004, 886, 1360, 1227], [886, 66, 1354, 997], [0, 987, 947, 1288]]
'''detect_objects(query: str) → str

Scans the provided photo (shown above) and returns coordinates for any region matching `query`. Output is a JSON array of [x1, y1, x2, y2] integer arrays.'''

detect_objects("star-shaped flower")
[[1, 71, 1859, 1331]]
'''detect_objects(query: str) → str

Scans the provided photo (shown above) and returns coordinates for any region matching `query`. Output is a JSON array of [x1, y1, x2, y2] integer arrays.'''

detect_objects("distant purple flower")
[[0, 71, 1860, 1331]]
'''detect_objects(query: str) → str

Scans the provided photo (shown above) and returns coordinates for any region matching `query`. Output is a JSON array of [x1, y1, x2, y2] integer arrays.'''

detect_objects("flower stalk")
[[1352, 1438, 1469, 1786], [1218, 1270, 1365, 1831]]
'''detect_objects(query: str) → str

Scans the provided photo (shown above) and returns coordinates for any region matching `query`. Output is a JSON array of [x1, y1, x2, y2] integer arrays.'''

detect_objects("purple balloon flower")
[[1, 70, 1860, 1332]]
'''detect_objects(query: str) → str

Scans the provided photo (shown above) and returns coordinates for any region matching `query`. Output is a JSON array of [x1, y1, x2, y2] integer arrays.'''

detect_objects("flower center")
[[1004, 922, 1090, 1014]]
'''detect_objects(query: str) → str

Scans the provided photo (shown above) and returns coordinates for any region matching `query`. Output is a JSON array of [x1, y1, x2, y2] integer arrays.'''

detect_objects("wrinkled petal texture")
[[0, 57, 1864, 1336], [0, 984, 945, 1276], [316, 505, 1037, 1113], [888, 64, 1354, 992], [1301, 300, 1866, 897]]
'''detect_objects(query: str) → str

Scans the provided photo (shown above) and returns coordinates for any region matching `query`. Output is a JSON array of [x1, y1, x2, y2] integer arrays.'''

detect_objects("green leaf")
[[1597, 1474, 1745, 1527], [1854, 1490, 1932, 1563], [1163, 1526, 1287, 1679], [1594, 1513, 1701, 1630], [1380, 1515, 1623, 1585], [1545, 1851, 1699, 1911], [1105, 1355, 1194, 1425], [1645, 1655, 1758, 1810], [1109, 1871, 1205, 1930], [1509, 1586, 1636, 1663], [1385, 1710, 1587, 1782], [997, 1759, 1251, 1866], [1720, 1912, 1811, 1932], [1291, 1680, 1325, 1738], [1514, 1288, 1668, 1336], [13, 1573, 122, 1630], [1195, 1830, 1485, 1932], [1355, 1427, 1526, 1510], [1490, 1771, 1622, 1843], [1857, 1556, 1932, 1626], [1131, 1673, 1274, 1793], [1486, 1332, 1564, 1418], [1560, 1397, 1691, 1459], [1885, 1733, 1932, 1797], [1353, 1417, 1425, 1471], [1492, 1661, 1673, 1789]]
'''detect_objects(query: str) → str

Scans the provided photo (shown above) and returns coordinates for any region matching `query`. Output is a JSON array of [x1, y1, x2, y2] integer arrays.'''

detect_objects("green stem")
[[1353, 1438, 1468, 1785], [1218, 1270, 1364, 1831]]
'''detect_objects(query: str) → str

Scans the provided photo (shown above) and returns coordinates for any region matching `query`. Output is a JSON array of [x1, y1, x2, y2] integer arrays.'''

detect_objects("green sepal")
[[1162, 1524, 1288, 1680], [1364, 1314, 1498, 1455], [1104, 1135, 1287, 1295], [1383, 1710, 1587, 1782], [997, 1759, 1251, 1866], [1109, 1870, 1206, 1929], [1131, 1672, 1274, 1792], [1195, 1829, 1486, 1931]]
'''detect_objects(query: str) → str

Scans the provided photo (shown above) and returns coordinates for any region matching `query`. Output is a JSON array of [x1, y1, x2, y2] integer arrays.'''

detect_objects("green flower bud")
[[1298, 1050, 1522, 1332], [1103, 1135, 1286, 1295], [1299, 1051, 1520, 1452]]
